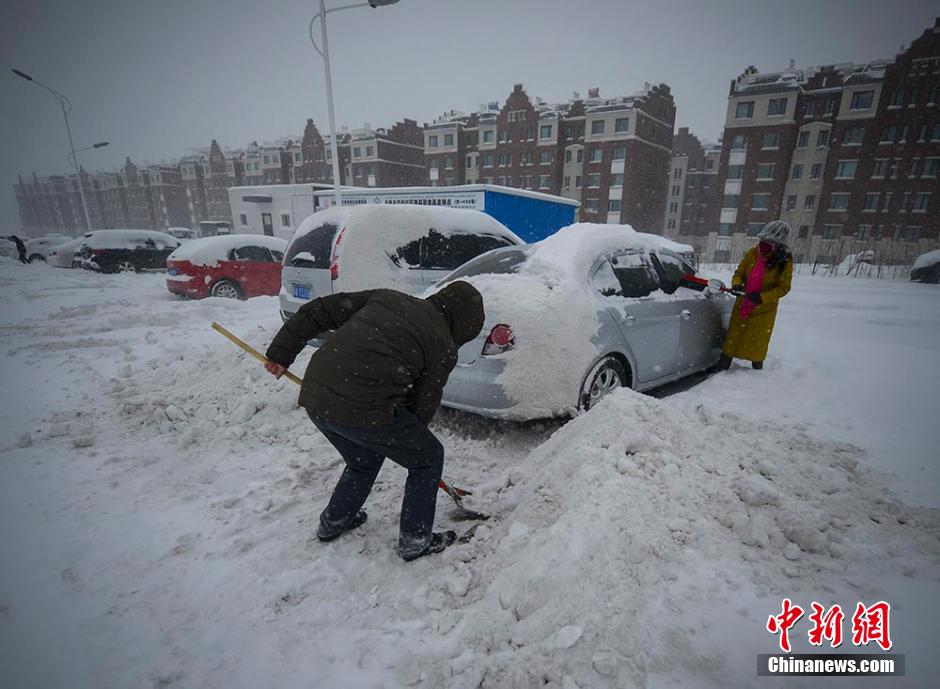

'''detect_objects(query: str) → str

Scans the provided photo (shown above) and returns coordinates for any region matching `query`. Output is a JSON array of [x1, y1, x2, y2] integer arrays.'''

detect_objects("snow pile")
[[167, 235, 287, 266]]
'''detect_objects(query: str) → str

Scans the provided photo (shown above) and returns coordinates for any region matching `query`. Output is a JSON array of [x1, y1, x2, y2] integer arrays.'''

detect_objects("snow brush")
[[211, 322, 488, 522], [681, 274, 745, 297]]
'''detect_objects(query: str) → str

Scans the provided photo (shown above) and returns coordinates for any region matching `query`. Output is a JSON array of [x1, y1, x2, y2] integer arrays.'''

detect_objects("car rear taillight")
[[329, 226, 346, 281], [482, 324, 515, 356]]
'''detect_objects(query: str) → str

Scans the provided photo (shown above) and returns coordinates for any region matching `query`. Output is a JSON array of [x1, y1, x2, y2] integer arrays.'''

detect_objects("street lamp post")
[[309, 1, 400, 209], [11, 69, 100, 232]]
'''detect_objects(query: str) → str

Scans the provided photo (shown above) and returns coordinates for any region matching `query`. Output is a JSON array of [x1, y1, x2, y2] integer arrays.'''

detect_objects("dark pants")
[[17, 250, 28, 264], [306, 408, 444, 556]]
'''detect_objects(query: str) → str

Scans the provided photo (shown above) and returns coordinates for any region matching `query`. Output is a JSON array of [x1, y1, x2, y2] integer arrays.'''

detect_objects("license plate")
[[293, 284, 311, 300], [168, 267, 178, 276]]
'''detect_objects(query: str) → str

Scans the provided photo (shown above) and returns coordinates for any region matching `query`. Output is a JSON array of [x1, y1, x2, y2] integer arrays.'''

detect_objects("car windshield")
[[437, 246, 531, 284], [285, 222, 339, 268]]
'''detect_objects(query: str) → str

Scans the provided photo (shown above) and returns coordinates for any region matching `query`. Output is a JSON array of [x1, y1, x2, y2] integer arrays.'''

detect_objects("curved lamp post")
[[11, 68, 108, 231], [309, 0, 400, 208]]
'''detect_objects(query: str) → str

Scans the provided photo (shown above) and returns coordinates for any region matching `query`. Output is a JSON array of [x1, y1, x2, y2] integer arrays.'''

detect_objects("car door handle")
[[680, 309, 691, 320], [623, 315, 636, 325]]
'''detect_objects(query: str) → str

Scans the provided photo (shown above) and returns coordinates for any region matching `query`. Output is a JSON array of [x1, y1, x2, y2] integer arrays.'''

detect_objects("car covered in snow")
[[166, 234, 287, 299], [78, 230, 181, 273], [911, 249, 940, 283], [434, 223, 734, 421], [23, 234, 74, 263], [47, 233, 99, 268], [167, 227, 198, 241], [278, 205, 523, 320]]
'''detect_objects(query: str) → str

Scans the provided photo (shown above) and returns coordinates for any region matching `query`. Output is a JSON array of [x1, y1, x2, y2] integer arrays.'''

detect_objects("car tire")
[[579, 356, 628, 412], [28, 254, 45, 263], [116, 259, 138, 273], [210, 279, 243, 300]]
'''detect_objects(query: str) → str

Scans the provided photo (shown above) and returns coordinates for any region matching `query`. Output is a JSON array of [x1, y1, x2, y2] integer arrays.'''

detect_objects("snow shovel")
[[211, 322, 489, 522], [681, 274, 745, 297]]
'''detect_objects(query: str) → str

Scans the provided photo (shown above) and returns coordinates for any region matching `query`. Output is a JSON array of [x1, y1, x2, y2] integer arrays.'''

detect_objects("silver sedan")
[[436, 227, 734, 421]]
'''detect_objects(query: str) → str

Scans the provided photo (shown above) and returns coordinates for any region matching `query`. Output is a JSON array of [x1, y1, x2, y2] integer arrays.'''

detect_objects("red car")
[[166, 235, 287, 299]]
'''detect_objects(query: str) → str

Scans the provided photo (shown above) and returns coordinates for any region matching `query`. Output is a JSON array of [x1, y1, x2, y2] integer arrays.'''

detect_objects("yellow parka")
[[721, 247, 793, 362]]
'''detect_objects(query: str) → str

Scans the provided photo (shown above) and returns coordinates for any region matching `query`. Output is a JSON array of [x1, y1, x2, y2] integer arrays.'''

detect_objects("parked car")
[[431, 223, 733, 421], [78, 230, 180, 273], [166, 234, 287, 299], [24, 234, 74, 263], [167, 227, 197, 241], [911, 249, 940, 283], [279, 204, 523, 321], [47, 233, 97, 268]]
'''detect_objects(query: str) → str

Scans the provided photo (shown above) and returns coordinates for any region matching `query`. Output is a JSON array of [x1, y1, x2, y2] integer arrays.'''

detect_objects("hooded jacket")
[[266, 282, 484, 427]]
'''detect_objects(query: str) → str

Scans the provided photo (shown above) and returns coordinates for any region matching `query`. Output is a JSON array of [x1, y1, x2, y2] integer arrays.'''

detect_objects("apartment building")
[[348, 119, 425, 188], [707, 17, 940, 264], [423, 83, 675, 231], [664, 127, 721, 255]]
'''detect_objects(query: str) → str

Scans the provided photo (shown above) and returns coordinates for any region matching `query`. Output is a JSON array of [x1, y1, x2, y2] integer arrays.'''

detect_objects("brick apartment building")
[[423, 82, 676, 231], [664, 127, 721, 255], [293, 118, 350, 186], [347, 119, 425, 188], [705, 17, 940, 265]]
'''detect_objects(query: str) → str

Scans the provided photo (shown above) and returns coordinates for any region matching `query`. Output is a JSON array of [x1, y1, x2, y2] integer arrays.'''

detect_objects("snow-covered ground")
[[0, 258, 937, 688]]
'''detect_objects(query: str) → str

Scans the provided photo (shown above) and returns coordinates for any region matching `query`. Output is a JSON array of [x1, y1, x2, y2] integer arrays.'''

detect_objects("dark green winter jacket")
[[265, 282, 484, 427]]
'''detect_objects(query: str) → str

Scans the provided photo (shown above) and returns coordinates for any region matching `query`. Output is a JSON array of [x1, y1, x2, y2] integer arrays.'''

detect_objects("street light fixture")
[[309, 0, 401, 209], [11, 68, 105, 231], [68, 141, 110, 169]]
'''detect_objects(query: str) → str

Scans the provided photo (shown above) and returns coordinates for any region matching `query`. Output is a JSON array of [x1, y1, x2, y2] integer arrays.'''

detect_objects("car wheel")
[[117, 260, 138, 273], [580, 356, 628, 411], [210, 279, 243, 300], [28, 254, 45, 263]]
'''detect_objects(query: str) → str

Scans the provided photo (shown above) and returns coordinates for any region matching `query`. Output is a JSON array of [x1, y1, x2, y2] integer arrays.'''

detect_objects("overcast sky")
[[1, 0, 936, 229]]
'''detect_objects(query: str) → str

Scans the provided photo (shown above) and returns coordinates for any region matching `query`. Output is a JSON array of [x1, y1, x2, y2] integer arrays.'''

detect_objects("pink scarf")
[[739, 252, 768, 320]]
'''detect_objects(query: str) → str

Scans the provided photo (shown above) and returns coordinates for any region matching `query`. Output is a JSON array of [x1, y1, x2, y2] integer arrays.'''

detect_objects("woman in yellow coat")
[[716, 220, 793, 371]]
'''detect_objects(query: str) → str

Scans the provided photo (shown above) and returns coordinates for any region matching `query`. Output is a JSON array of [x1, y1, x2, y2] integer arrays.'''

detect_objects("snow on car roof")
[[83, 229, 180, 249], [168, 234, 287, 266], [913, 249, 940, 271]]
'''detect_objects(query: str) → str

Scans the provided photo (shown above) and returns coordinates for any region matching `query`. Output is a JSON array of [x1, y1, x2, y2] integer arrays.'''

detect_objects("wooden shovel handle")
[[211, 322, 304, 386]]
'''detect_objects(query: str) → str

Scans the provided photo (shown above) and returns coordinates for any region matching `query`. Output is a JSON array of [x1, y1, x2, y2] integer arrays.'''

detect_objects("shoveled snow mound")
[[167, 235, 287, 266]]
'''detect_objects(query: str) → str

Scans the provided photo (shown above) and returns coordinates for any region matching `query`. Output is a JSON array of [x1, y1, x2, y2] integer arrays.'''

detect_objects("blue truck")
[[312, 184, 580, 243]]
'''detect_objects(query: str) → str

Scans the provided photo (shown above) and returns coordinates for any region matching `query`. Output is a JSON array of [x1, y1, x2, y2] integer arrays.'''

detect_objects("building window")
[[879, 126, 897, 144], [731, 134, 747, 149], [576, 149, 584, 163], [751, 193, 770, 210], [791, 164, 803, 180], [281, 213, 290, 227], [672, 185, 681, 197], [668, 219, 676, 229], [727, 164, 744, 180], [564, 150, 572, 163], [445, 156, 454, 170], [427, 136, 437, 149], [540, 151, 552, 165], [575, 175, 582, 188], [746, 223, 763, 237], [608, 199, 622, 213], [722, 194, 740, 208], [585, 198, 599, 212], [888, 89, 905, 108], [591, 120, 605, 135], [900, 192, 911, 212], [498, 153, 509, 167], [590, 148, 603, 162], [365, 146, 374, 157], [540, 124, 552, 139], [914, 192, 931, 212], [798, 225, 810, 239], [786, 195, 797, 210], [858, 224, 871, 240], [817, 130, 830, 148], [612, 145, 626, 160], [850, 90, 874, 110], [756, 163, 775, 180], [614, 117, 629, 132], [834, 160, 857, 179], [810, 163, 822, 179], [767, 97, 787, 116], [863, 193, 879, 211], [828, 193, 850, 211], [429, 159, 439, 170], [669, 202, 678, 213], [563, 176, 570, 188], [823, 224, 842, 240], [883, 192, 894, 211], [587, 173, 600, 188], [797, 131, 810, 148], [907, 226, 921, 242], [932, 123, 940, 141], [925, 158, 940, 178], [239, 213, 247, 226], [465, 156, 473, 169], [843, 127, 865, 145], [610, 173, 624, 187], [871, 159, 886, 178], [718, 223, 733, 236], [674, 168, 682, 179], [735, 101, 755, 118], [443, 134, 454, 147], [539, 175, 551, 188], [929, 84, 939, 105], [482, 130, 494, 143]]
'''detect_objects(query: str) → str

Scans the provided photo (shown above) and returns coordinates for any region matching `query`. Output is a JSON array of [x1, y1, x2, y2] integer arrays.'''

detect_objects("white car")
[[24, 234, 74, 263], [279, 204, 523, 321], [47, 233, 97, 268]]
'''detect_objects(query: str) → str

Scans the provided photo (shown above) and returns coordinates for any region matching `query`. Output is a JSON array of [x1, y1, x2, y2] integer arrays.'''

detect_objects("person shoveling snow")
[[264, 282, 485, 561]]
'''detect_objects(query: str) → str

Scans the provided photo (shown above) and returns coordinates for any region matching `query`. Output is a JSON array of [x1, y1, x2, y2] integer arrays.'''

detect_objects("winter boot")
[[752, 360, 764, 370], [317, 510, 368, 542], [400, 531, 457, 562], [712, 353, 732, 372]]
